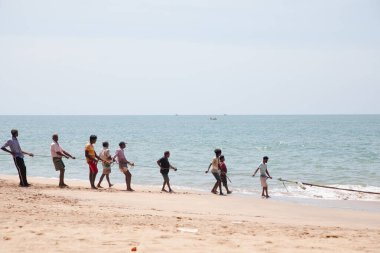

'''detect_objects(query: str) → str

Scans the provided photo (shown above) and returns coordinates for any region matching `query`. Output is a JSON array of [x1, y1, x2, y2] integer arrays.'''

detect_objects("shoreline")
[[2, 174, 380, 212]]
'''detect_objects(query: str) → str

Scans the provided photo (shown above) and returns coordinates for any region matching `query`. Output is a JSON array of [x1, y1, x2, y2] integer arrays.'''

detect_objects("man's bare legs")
[[97, 174, 105, 188], [106, 175, 112, 187], [124, 170, 133, 191], [59, 169, 68, 187], [89, 172, 97, 189], [211, 180, 223, 195], [162, 178, 172, 192]]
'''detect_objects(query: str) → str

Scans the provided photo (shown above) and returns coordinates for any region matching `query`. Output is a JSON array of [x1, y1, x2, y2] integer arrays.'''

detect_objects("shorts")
[[88, 161, 98, 174], [53, 157, 65, 171], [260, 176, 268, 187], [119, 166, 128, 173], [102, 163, 111, 175], [212, 171, 221, 181], [221, 174, 227, 186], [161, 173, 169, 182]]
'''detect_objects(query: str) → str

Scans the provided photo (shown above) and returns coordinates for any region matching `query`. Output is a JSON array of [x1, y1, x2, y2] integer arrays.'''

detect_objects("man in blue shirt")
[[1, 129, 34, 187]]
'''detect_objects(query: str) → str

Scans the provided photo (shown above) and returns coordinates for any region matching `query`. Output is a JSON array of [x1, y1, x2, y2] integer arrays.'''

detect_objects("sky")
[[0, 0, 379, 115]]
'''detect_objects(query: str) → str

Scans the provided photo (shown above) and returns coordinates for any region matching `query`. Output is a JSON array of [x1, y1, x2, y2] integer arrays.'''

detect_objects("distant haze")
[[0, 0, 379, 115]]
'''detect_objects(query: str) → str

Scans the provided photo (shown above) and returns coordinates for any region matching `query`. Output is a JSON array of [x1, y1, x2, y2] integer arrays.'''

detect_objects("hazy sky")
[[0, 0, 379, 115]]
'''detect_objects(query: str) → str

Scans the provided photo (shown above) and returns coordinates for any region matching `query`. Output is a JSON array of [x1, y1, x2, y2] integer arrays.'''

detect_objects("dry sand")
[[1, 175, 380, 253]]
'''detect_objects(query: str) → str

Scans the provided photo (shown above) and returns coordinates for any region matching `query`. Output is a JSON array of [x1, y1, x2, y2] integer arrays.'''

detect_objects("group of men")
[[1, 129, 178, 192], [1, 129, 272, 197], [83, 135, 136, 190], [205, 148, 272, 198]]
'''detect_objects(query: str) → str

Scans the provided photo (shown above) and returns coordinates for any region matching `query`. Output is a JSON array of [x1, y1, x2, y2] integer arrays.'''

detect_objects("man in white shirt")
[[97, 141, 113, 188], [252, 156, 272, 198], [51, 134, 75, 188]]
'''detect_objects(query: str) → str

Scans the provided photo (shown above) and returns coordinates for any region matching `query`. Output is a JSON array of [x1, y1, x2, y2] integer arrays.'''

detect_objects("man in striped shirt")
[[1, 129, 34, 187]]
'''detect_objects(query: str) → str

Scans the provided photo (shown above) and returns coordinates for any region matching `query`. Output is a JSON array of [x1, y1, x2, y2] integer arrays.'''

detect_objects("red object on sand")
[[131, 247, 137, 251]]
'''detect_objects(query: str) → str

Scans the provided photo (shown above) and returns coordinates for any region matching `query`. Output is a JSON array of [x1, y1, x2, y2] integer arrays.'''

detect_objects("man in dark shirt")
[[157, 151, 177, 193]]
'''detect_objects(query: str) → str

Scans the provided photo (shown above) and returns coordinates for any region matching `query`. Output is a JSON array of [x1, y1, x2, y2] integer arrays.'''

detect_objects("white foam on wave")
[[221, 184, 380, 201], [270, 184, 380, 201]]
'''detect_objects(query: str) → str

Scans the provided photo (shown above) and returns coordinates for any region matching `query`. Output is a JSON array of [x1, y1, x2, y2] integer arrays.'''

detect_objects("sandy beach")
[[1, 175, 379, 253]]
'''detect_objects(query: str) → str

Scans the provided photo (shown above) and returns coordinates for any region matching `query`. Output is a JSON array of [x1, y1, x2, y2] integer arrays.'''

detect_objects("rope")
[[135, 164, 158, 169], [278, 178, 380, 195]]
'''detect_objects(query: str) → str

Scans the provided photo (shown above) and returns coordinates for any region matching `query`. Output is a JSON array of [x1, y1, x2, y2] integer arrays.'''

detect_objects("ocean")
[[1, 115, 379, 201]]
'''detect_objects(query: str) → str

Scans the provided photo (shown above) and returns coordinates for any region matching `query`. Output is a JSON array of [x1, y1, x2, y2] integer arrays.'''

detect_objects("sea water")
[[0, 115, 379, 201]]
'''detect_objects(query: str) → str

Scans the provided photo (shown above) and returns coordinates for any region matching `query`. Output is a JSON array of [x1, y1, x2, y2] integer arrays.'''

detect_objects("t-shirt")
[[85, 143, 95, 162], [99, 148, 111, 166], [99, 148, 110, 161], [2, 137, 24, 158], [211, 157, 220, 173], [51, 141, 63, 158], [258, 163, 267, 176], [114, 149, 127, 164], [220, 162, 227, 174], [158, 157, 170, 174]]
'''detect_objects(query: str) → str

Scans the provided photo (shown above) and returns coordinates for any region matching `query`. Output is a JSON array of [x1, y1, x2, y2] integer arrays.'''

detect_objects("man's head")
[[89, 135, 97, 144], [214, 148, 222, 157], [219, 155, 225, 162], [263, 156, 269, 163], [119, 141, 126, 149], [11, 129, 18, 137], [102, 141, 109, 148], [52, 134, 59, 142], [164, 151, 170, 158]]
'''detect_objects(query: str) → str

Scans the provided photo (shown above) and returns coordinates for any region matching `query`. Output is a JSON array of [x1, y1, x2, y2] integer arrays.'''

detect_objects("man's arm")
[[1, 142, 14, 155], [103, 152, 112, 163], [56, 151, 69, 159], [62, 150, 75, 159], [126, 160, 135, 166], [169, 163, 177, 171], [85, 150, 97, 162], [265, 169, 272, 179], [94, 151, 103, 162], [252, 167, 259, 177], [21, 150, 34, 157], [157, 159, 161, 168], [205, 163, 212, 173]]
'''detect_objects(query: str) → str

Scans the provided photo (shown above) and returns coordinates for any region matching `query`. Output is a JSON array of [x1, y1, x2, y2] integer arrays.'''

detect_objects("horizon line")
[[0, 114, 379, 116]]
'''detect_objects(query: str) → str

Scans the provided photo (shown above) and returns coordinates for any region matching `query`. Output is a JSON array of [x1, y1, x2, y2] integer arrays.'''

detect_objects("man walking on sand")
[[252, 156, 272, 198], [157, 151, 177, 193], [51, 134, 76, 188], [1, 129, 34, 187]]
